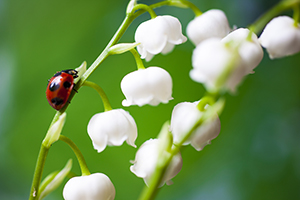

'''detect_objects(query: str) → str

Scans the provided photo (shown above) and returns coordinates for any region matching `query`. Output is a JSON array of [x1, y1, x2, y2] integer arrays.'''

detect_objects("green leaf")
[[37, 159, 73, 200], [108, 43, 140, 55]]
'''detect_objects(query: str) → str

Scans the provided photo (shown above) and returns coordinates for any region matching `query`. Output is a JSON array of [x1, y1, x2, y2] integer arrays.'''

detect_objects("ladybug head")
[[62, 69, 78, 78], [53, 69, 79, 79]]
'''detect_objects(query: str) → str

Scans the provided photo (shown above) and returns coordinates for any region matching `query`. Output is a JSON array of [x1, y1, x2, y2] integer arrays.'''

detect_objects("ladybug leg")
[[73, 83, 78, 93]]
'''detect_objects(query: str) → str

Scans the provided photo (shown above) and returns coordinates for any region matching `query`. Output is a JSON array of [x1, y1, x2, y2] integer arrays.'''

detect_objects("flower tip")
[[75, 61, 87, 78], [91, 143, 107, 153], [121, 99, 131, 107], [166, 180, 174, 186]]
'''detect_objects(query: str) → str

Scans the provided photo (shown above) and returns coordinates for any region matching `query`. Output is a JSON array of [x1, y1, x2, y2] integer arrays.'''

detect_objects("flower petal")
[[63, 173, 115, 200], [87, 109, 137, 153], [187, 9, 231, 46], [135, 15, 186, 61], [130, 138, 182, 187], [121, 67, 173, 107], [259, 16, 300, 59], [222, 28, 263, 73]]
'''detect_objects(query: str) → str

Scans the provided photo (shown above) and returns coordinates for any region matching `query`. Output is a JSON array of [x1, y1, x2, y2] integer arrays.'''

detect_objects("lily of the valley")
[[187, 9, 231, 46], [87, 109, 137, 153], [222, 28, 263, 74], [190, 28, 263, 92], [170, 101, 221, 151], [63, 173, 115, 200], [190, 38, 243, 92], [135, 15, 187, 61], [121, 67, 173, 107], [130, 138, 182, 187], [259, 16, 300, 59]]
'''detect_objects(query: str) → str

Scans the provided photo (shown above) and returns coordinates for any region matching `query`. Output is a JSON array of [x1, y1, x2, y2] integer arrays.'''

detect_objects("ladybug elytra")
[[46, 69, 78, 110]]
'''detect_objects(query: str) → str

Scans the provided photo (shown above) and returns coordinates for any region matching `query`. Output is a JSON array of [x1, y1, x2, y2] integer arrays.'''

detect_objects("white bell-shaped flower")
[[130, 138, 182, 187], [121, 67, 173, 107], [135, 15, 187, 61], [259, 16, 300, 59], [170, 101, 221, 151], [190, 38, 244, 92], [87, 109, 137, 153], [222, 28, 263, 73], [63, 173, 115, 200], [186, 9, 231, 46]]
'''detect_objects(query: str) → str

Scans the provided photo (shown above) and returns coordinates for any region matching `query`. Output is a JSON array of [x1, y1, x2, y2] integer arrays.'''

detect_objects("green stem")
[[130, 49, 145, 70], [132, 4, 157, 19], [179, 0, 202, 16], [249, 0, 300, 34], [59, 135, 90, 176], [293, 4, 300, 26], [46, 15, 137, 125], [133, 1, 172, 18], [80, 14, 135, 85], [138, 95, 224, 200], [83, 81, 113, 112], [138, 126, 201, 200], [197, 96, 216, 111], [138, 156, 172, 200], [29, 144, 49, 200]]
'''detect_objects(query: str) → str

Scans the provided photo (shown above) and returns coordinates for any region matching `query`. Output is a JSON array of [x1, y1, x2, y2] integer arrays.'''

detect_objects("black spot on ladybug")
[[51, 97, 64, 106], [49, 82, 60, 92], [63, 81, 72, 89]]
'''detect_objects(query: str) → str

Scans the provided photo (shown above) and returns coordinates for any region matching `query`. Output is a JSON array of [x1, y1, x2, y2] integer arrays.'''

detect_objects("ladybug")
[[46, 69, 78, 110]]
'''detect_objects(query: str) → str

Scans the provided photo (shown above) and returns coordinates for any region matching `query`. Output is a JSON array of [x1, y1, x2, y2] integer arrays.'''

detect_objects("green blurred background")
[[1, 0, 300, 199]]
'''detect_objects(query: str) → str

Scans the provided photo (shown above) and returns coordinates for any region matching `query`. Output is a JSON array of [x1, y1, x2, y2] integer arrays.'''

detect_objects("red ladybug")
[[46, 69, 78, 110]]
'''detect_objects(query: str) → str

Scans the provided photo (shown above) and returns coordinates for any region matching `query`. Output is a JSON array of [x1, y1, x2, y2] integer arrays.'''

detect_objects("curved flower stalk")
[[187, 9, 231, 46], [130, 138, 182, 187], [121, 66, 173, 107], [135, 15, 187, 61], [63, 173, 115, 200], [259, 16, 300, 59], [222, 28, 263, 74], [87, 109, 137, 153], [170, 101, 221, 151]]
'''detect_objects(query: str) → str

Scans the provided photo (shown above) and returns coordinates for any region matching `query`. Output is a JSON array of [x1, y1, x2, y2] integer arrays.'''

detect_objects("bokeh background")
[[1, 0, 300, 199]]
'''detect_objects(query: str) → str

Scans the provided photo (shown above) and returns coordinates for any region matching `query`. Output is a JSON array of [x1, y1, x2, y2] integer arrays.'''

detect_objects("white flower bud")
[[87, 109, 137, 153], [259, 16, 300, 59], [170, 101, 220, 151], [43, 113, 66, 148], [126, 0, 136, 14], [130, 139, 182, 187], [190, 38, 244, 92], [135, 15, 187, 61], [121, 67, 173, 107], [63, 173, 115, 200], [222, 28, 263, 73], [186, 9, 231, 46]]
